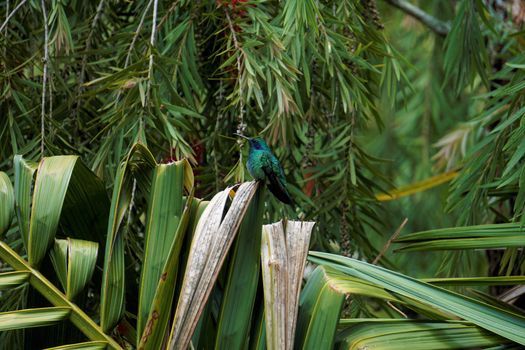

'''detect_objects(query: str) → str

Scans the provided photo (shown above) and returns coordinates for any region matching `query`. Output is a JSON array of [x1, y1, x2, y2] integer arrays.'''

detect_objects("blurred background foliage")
[[1, 0, 525, 303]]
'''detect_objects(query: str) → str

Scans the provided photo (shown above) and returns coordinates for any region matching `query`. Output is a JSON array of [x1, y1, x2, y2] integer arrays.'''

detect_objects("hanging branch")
[[40, 0, 49, 158], [124, 0, 154, 70], [111, 0, 153, 106], [224, 9, 246, 136], [0, 0, 28, 33], [144, 0, 159, 115], [74, 0, 105, 124], [383, 0, 450, 36], [3, 0, 9, 64]]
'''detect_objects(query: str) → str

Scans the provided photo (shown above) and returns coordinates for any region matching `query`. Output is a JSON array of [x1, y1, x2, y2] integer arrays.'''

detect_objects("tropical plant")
[[2, 145, 525, 349]]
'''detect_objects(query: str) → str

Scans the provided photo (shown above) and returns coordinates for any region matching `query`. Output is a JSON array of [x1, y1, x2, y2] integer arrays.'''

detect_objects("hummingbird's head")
[[234, 133, 269, 151], [248, 137, 269, 151]]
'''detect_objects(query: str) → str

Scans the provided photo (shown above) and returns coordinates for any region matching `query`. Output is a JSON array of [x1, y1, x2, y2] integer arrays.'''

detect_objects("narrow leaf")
[[0, 271, 30, 290], [310, 252, 525, 345], [215, 186, 266, 350], [14, 155, 38, 247], [0, 172, 14, 236], [294, 265, 344, 350], [0, 307, 71, 331], [137, 160, 192, 340], [100, 143, 156, 332], [28, 156, 79, 267]]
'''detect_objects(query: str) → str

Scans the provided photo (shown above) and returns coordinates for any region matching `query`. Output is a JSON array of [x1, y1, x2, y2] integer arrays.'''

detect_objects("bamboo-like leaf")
[[168, 181, 258, 350], [261, 220, 315, 350], [443, 0, 489, 92], [397, 237, 525, 251], [0, 172, 14, 236], [0, 307, 71, 331], [396, 223, 523, 242], [395, 223, 525, 252], [376, 170, 458, 202], [50, 238, 98, 300], [309, 252, 525, 345], [0, 271, 30, 290], [294, 265, 344, 350], [43, 341, 108, 350], [336, 320, 508, 349], [100, 143, 156, 332], [28, 156, 79, 267], [137, 160, 193, 342], [423, 276, 525, 286], [215, 186, 265, 350], [137, 188, 193, 350], [13, 155, 38, 247]]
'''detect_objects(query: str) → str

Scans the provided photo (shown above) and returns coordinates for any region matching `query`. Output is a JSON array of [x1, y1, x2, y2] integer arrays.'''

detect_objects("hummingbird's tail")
[[267, 177, 294, 205]]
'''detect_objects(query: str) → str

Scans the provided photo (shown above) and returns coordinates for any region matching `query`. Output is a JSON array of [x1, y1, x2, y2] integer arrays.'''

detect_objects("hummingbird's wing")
[[260, 153, 293, 205]]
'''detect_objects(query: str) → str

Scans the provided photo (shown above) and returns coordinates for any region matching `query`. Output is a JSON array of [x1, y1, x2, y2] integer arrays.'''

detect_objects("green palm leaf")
[[294, 265, 345, 350], [0, 271, 30, 290], [43, 341, 108, 350], [0, 171, 14, 236], [100, 142, 156, 332], [27, 156, 79, 267], [395, 223, 525, 252], [215, 186, 266, 350], [336, 320, 508, 349], [50, 238, 98, 300], [137, 160, 193, 341], [0, 240, 122, 349], [309, 251, 525, 345], [13, 155, 38, 247], [0, 307, 71, 331]]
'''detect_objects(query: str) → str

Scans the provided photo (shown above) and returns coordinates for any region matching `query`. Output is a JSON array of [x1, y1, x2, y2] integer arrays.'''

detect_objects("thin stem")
[[124, 0, 153, 70], [112, 0, 153, 106], [144, 0, 159, 118], [40, 0, 49, 159], [0, 0, 28, 33], [224, 9, 245, 135], [156, 0, 179, 31], [74, 0, 105, 123], [383, 0, 450, 36], [372, 217, 408, 265], [3, 0, 9, 66]]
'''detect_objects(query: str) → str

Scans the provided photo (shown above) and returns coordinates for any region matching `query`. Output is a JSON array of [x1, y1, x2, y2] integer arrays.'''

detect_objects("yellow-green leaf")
[[14, 155, 38, 247], [0, 307, 71, 331], [0, 172, 14, 237], [43, 341, 108, 350], [0, 271, 30, 290], [28, 156, 79, 267], [137, 160, 192, 341], [50, 238, 98, 300], [100, 143, 156, 332]]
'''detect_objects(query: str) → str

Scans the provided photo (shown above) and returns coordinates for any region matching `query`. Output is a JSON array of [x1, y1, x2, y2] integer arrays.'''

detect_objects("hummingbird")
[[236, 134, 293, 205]]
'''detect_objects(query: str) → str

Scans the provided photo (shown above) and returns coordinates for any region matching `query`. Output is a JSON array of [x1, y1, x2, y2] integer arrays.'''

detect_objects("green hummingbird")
[[236, 134, 293, 205]]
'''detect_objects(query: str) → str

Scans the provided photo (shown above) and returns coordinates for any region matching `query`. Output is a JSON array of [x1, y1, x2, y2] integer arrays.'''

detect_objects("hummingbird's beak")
[[234, 133, 250, 140]]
